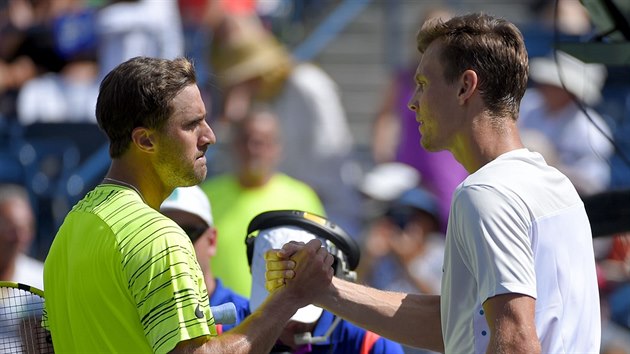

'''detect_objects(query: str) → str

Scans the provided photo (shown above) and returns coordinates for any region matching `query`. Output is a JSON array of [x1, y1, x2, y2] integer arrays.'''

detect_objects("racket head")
[[0, 281, 54, 353]]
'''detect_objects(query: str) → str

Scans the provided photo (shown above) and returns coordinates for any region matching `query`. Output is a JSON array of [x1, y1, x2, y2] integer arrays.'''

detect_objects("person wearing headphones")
[[246, 211, 404, 354]]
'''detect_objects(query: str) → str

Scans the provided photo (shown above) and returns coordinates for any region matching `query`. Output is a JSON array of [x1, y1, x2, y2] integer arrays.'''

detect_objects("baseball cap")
[[161, 186, 213, 227], [249, 226, 324, 324], [395, 187, 440, 221], [387, 187, 441, 229], [359, 162, 420, 202]]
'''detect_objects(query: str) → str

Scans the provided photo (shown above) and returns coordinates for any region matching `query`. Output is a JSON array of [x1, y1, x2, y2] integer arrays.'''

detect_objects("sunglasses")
[[180, 225, 208, 244]]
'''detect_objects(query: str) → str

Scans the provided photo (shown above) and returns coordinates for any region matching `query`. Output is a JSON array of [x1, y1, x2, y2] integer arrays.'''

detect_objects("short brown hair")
[[96, 57, 197, 158], [417, 13, 528, 119]]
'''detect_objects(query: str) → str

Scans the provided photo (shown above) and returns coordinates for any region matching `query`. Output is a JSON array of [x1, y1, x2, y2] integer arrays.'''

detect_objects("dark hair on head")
[[417, 13, 529, 119], [95, 56, 197, 158]]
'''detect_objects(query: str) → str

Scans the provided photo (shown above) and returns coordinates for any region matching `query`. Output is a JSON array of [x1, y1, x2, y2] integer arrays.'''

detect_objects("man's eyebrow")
[[181, 115, 205, 127], [192, 113, 207, 122]]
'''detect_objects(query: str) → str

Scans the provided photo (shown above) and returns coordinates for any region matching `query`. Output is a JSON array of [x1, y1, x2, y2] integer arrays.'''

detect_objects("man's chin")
[[420, 140, 436, 152], [179, 169, 207, 188], [420, 139, 447, 153], [193, 174, 206, 185]]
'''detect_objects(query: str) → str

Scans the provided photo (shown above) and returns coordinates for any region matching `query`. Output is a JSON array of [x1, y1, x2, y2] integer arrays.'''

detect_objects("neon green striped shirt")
[[44, 184, 217, 353]]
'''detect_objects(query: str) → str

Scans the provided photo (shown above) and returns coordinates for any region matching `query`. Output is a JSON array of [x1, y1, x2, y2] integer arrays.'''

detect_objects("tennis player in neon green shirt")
[[45, 184, 216, 353], [202, 108, 325, 297], [43, 56, 336, 353]]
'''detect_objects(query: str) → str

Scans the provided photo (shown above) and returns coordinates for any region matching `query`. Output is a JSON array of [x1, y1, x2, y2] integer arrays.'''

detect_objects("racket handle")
[[211, 302, 237, 325]]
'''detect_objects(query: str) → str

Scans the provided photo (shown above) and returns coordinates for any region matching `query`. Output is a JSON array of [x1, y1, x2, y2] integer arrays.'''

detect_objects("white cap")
[[529, 51, 607, 106], [359, 162, 420, 202], [249, 226, 324, 323], [161, 186, 213, 227]]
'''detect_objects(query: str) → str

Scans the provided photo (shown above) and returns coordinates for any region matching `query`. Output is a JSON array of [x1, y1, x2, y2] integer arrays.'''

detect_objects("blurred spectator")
[[209, 14, 360, 236], [357, 162, 420, 222], [359, 186, 444, 296], [16, 57, 99, 124], [0, 183, 43, 289], [371, 6, 467, 232], [95, 0, 184, 79], [248, 223, 404, 353], [518, 51, 614, 196], [160, 185, 250, 333], [0, 0, 82, 120], [16, 2, 99, 125], [358, 185, 444, 354], [521, 0, 593, 59], [595, 233, 630, 353], [200, 106, 325, 297], [356, 163, 444, 354], [176, 0, 335, 95]]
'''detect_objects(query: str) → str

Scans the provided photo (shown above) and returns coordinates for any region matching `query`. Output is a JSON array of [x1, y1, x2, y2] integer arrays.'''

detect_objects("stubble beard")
[[158, 156, 207, 189]]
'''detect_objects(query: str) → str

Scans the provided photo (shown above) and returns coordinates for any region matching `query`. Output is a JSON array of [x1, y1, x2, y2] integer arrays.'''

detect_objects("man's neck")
[[451, 116, 524, 174], [106, 159, 171, 210], [238, 172, 274, 189]]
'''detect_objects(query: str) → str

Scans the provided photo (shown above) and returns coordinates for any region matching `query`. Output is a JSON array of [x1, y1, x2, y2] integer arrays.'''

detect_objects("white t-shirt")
[[17, 74, 99, 125], [96, 0, 184, 78], [441, 148, 600, 353]]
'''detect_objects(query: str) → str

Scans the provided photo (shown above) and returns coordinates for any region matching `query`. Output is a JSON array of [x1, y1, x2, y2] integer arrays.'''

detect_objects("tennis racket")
[[0, 281, 54, 353]]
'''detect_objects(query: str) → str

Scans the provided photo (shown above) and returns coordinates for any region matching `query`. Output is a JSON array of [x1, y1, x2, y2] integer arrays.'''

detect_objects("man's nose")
[[408, 101, 418, 112], [202, 121, 216, 145]]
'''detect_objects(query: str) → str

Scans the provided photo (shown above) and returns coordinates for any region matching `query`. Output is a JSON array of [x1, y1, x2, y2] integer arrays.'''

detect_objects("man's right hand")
[[265, 239, 334, 305]]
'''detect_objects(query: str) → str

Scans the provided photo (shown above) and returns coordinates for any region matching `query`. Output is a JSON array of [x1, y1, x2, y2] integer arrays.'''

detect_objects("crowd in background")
[[1, 0, 630, 353]]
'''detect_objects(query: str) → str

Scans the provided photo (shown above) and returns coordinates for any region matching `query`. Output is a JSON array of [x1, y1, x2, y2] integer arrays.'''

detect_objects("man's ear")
[[207, 227, 218, 257], [457, 69, 478, 104], [131, 127, 155, 153]]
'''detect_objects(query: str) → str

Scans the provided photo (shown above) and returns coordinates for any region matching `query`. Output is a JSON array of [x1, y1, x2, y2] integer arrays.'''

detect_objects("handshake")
[[266, 239, 335, 297], [246, 210, 360, 312]]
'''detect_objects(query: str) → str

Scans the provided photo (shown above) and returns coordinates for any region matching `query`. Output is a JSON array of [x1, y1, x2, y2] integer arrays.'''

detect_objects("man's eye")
[[186, 120, 201, 130]]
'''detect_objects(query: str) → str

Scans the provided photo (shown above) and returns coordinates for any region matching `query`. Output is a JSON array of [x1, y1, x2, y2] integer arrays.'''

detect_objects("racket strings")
[[0, 286, 53, 353]]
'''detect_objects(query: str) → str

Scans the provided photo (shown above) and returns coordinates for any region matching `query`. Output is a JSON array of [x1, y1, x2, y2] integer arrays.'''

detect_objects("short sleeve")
[[451, 184, 537, 303], [122, 224, 217, 353]]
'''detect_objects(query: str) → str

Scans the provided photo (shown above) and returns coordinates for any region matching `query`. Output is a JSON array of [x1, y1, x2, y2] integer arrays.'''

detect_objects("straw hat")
[[529, 51, 607, 106], [210, 16, 293, 87]]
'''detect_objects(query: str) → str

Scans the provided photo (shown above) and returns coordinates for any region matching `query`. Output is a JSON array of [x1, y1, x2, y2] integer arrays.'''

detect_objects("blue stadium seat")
[[17, 138, 80, 259]]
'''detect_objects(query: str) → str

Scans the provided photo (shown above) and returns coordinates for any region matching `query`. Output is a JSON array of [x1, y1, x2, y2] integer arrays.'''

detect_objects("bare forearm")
[[484, 294, 541, 354], [172, 288, 298, 353], [319, 277, 444, 352], [177, 239, 334, 353], [487, 327, 540, 354]]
